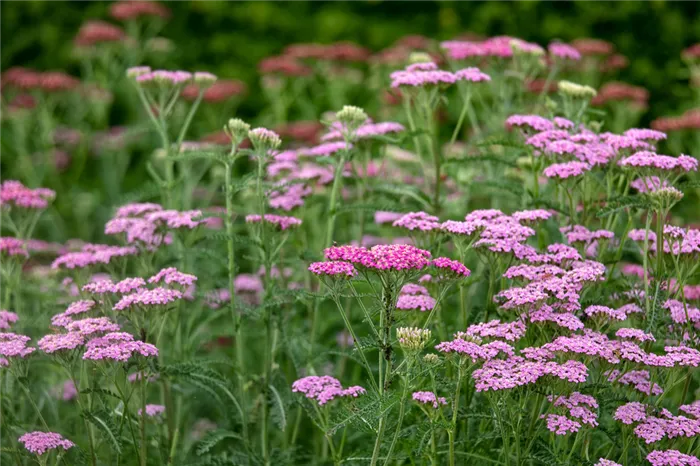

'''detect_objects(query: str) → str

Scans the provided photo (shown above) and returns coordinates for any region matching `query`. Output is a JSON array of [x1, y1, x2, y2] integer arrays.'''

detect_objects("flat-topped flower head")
[[83, 332, 158, 362], [0, 310, 18, 330], [390, 63, 458, 88], [549, 42, 582, 61], [512, 209, 552, 224], [619, 151, 698, 173], [397, 327, 431, 351], [308, 261, 357, 278], [245, 214, 302, 231], [193, 71, 217, 86], [614, 402, 648, 425], [646, 450, 700, 466], [113, 287, 183, 311], [38, 332, 84, 354], [431, 257, 470, 279], [412, 391, 447, 408], [325, 244, 431, 272], [607, 369, 662, 395], [0, 237, 29, 257], [616, 327, 656, 342], [585, 305, 628, 321], [0, 333, 35, 359], [440, 219, 486, 236], [595, 459, 622, 466], [543, 161, 591, 180], [51, 244, 138, 270], [19, 431, 74, 456], [126, 66, 151, 79], [322, 121, 404, 142], [299, 141, 353, 157], [292, 375, 366, 405], [0, 180, 55, 209], [66, 317, 120, 336], [544, 414, 581, 435], [149, 267, 197, 287], [454, 67, 491, 82], [397, 294, 436, 311], [463, 320, 527, 342], [393, 211, 440, 232], [631, 176, 670, 193], [138, 404, 165, 417], [506, 115, 554, 132], [624, 128, 667, 142], [400, 283, 429, 296]]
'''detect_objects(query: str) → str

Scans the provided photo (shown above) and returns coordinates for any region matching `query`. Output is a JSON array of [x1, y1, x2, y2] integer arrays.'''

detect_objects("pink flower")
[[18, 431, 74, 455], [292, 375, 365, 405], [549, 42, 582, 61], [0, 180, 55, 209], [431, 257, 470, 278], [543, 161, 591, 179], [38, 332, 84, 353], [308, 261, 357, 278], [245, 214, 302, 230], [412, 391, 447, 408], [397, 294, 436, 311], [138, 404, 165, 417], [83, 332, 158, 362]]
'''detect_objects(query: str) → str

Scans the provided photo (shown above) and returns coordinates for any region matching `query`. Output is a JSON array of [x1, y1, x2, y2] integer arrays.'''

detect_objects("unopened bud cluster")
[[397, 327, 432, 352]]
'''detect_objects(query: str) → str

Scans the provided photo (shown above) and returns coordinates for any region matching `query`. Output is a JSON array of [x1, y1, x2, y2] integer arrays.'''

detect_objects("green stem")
[[324, 152, 348, 248]]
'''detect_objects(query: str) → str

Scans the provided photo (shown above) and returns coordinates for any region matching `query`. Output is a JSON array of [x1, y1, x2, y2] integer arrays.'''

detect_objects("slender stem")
[[449, 87, 472, 147], [140, 371, 147, 466], [383, 375, 409, 465], [324, 151, 348, 248], [331, 294, 379, 393], [449, 364, 464, 466]]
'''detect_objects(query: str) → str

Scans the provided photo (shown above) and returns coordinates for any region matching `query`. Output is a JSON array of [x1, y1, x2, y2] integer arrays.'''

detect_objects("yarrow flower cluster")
[[291, 376, 366, 406], [308, 261, 357, 278], [18, 431, 74, 455], [412, 391, 447, 408], [245, 214, 302, 230], [324, 244, 431, 272], [138, 404, 166, 417], [0, 180, 55, 209], [82, 332, 158, 362]]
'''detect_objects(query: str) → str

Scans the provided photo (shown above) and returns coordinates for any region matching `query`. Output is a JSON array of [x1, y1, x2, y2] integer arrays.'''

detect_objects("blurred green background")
[[2, 1, 699, 122]]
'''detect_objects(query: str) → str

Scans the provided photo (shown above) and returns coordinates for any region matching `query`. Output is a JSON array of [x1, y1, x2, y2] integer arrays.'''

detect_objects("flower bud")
[[397, 327, 431, 352], [409, 52, 433, 64], [194, 72, 217, 86], [226, 118, 251, 146], [423, 353, 439, 365], [248, 127, 281, 152], [335, 105, 368, 133], [126, 66, 151, 79], [558, 80, 597, 99]]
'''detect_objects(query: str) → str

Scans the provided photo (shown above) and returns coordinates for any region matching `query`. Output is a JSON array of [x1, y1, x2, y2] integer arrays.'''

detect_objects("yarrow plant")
[[2, 13, 700, 466]]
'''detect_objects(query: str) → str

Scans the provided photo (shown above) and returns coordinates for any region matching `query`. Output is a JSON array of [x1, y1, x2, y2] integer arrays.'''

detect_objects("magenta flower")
[[0, 180, 55, 209], [325, 244, 431, 272], [463, 320, 526, 342], [245, 214, 302, 230], [543, 414, 581, 435], [308, 261, 357, 278], [292, 375, 366, 405], [66, 317, 120, 336], [18, 431, 74, 455], [431, 257, 470, 278], [0, 237, 28, 257], [412, 391, 447, 408]]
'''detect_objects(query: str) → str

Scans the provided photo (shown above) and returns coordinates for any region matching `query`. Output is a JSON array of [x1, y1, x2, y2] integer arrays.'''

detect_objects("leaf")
[[597, 195, 652, 217], [80, 388, 121, 400], [82, 410, 122, 454], [373, 184, 432, 209], [195, 430, 242, 456], [268, 384, 287, 431], [679, 180, 700, 189], [160, 363, 245, 426]]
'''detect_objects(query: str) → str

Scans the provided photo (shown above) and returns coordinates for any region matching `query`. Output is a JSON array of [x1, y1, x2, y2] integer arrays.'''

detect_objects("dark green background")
[[2, 1, 700, 121]]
